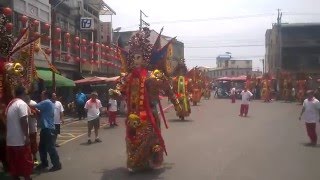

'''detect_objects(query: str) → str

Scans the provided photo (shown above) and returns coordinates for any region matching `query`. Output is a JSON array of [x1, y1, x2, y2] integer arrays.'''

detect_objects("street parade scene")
[[1, 0, 320, 180]]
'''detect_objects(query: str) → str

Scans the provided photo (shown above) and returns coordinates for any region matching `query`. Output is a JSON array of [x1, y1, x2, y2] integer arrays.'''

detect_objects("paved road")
[[21, 98, 320, 179]]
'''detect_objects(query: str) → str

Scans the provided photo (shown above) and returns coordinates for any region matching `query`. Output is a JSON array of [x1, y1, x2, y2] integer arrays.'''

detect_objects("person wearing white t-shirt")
[[230, 87, 236, 103], [52, 93, 64, 147], [25, 96, 39, 165], [6, 86, 33, 179], [239, 89, 253, 117], [84, 91, 103, 144], [108, 90, 118, 127], [299, 90, 320, 146]]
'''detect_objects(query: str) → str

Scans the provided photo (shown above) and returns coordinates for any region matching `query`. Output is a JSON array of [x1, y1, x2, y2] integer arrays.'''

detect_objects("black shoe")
[[95, 138, 102, 143], [87, 139, 92, 144], [49, 164, 62, 172], [55, 144, 60, 147], [35, 163, 48, 170]]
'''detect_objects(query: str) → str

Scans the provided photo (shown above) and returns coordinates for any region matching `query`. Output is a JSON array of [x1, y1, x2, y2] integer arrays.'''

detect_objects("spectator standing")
[[239, 89, 253, 117], [299, 90, 320, 146], [108, 90, 118, 127], [230, 87, 236, 103], [25, 95, 40, 165], [75, 89, 87, 120], [52, 93, 64, 147], [6, 86, 33, 180], [33, 90, 62, 172], [85, 91, 103, 144]]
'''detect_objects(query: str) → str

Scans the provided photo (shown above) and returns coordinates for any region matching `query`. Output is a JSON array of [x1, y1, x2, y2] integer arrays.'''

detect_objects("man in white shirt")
[[6, 86, 33, 180], [52, 93, 64, 147], [299, 90, 320, 146], [84, 91, 103, 144], [230, 87, 236, 103], [239, 89, 253, 117]]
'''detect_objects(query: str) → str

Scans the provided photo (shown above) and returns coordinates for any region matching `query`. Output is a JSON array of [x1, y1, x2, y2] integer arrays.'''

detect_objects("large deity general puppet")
[[186, 67, 204, 106], [117, 28, 181, 172], [171, 58, 191, 120]]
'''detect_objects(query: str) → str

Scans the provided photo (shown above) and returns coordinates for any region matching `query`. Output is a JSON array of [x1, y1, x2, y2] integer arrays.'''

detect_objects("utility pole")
[[276, 8, 282, 95], [139, 10, 149, 31]]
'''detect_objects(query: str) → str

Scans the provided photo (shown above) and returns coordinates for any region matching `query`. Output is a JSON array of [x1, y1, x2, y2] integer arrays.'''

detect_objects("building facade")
[[265, 23, 320, 77], [2, 0, 118, 81], [207, 54, 253, 79]]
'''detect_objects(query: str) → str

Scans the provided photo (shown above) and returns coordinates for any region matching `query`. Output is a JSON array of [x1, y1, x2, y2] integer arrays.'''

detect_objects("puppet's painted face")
[[133, 53, 143, 68]]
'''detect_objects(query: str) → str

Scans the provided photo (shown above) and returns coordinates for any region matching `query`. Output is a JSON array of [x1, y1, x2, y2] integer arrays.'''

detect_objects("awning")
[[37, 70, 75, 87], [74, 76, 120, 85]]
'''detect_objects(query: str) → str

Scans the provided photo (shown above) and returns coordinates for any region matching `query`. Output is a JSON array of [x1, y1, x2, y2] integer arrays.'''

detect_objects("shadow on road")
[[301, 142, 320, 148], [168, 119, 194, 123], [100, 167, 167, 180]]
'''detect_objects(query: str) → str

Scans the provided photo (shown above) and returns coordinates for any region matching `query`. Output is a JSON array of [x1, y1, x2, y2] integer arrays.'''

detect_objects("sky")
[[101, 0, 320, 70]]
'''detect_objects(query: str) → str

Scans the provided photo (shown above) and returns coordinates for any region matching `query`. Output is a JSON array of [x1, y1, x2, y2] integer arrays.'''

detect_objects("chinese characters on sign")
[[80, 17, 94, 30]]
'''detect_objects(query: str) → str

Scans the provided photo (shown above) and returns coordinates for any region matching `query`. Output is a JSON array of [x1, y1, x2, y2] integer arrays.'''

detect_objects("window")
[[231, 71, 235, 76], [225, 71, 228, 76], [246, 60, 251, 64]]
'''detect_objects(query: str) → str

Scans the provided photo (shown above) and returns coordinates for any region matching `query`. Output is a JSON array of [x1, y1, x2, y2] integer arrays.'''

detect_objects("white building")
[[207, 54, 253, 79]]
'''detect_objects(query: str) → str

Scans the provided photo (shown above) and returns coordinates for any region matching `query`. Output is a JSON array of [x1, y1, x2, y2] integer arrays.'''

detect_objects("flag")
[[150, 37, 175, 66], [152, 27, 164, 53]]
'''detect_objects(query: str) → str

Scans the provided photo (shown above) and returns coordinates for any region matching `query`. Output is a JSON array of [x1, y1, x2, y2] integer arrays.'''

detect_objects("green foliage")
[[0, 14, 13, 58]]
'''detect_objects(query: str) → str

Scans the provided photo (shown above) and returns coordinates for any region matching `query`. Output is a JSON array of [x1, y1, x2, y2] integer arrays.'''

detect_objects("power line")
[[185, 44, 264, 48]]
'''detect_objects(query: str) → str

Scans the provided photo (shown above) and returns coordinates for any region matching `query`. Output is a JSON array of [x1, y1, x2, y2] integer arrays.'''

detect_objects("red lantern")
[[89, 41, 94, 46], [44, 23, 50, 30], [53, 39, 61, 46], [20, 15, 28, 25], [81, 46, 87, 51], [95, 43, 100, 48], [74, 36, 80, 42], [3, 7, 12, 16], [54, 51, 60, 57], [65, 54, 71, 61], [5, 23, 13, 32], [45, 36, 51, 41], [20, 28, 27, 35], [94, 51, 99, 56], [66, 42, 71, 48], [81, 58, 87, 63], [89, 49, 94, 54], [32, 32, 41, 38], [44, 49, 51, 55], [74, 57, 80, 62], [101, 52, 106, 56], [33, 20, 39, 26], [81, 39, 87, 44], [64, 33, 70, 38], [55, 27, 61, 33], [74, 45, 80, 50]]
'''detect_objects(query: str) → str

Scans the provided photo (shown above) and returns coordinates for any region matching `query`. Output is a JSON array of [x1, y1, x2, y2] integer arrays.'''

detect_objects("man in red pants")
[[239, 89, 253, 117], [299, 90, 320, 146]]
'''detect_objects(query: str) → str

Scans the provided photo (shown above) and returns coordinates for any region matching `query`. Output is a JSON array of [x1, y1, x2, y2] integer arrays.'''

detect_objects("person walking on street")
[[299, 90, 320, 146], [25, 95, 40, 165], [239, 89, 253, 117], [76, 89, 87, 120], [85, 91, 103, 144], [230, 87, 236, 103], [52, 93, 64, 147], [33, 90, 62, 172], [108, 89, 118, 127], [6, 86, 33, 180]]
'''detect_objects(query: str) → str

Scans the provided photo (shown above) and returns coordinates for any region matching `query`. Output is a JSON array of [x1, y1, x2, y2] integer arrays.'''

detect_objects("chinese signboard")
[[80, 17, 94, 30]]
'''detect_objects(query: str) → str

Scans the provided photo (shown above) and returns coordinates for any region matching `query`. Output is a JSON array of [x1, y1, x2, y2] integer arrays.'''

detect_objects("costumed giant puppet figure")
[[172, 59, 191, 120], [0, 13, 40, 173], [117, 28, 181, 172]]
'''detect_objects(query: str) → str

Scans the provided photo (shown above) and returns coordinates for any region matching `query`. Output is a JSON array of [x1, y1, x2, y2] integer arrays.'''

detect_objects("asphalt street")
[[26, 98, 320, 180]]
